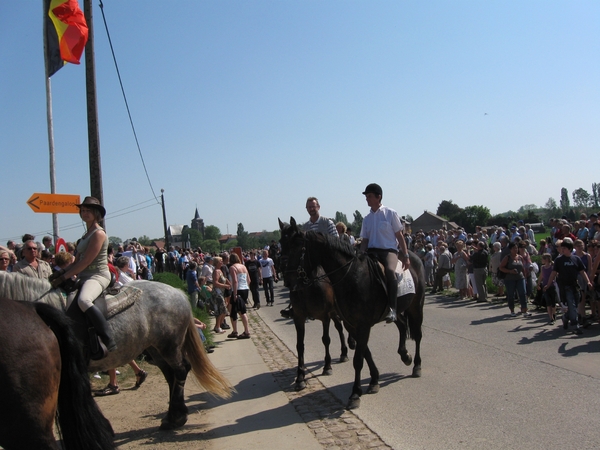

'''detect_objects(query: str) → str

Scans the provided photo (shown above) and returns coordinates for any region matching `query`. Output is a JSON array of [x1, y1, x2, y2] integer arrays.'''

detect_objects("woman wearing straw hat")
[[51, 196, 116, 352]]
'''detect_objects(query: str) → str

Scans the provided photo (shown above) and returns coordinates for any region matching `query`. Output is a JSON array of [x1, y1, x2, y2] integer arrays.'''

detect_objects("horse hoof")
[[295, 381, 307, 391], [348, 337, 356, 350], [347, 395, 361, 410], [366, 384, 379, 394], [412, 366, 422, 378], [159, 416, 188, 430], [322, 368, 333, 376], [339, 355, 349, 363], [400, 352, 413, 366]]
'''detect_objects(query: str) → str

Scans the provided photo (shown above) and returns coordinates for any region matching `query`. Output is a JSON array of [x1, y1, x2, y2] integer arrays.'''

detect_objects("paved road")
[[258, 283, 600, 450]]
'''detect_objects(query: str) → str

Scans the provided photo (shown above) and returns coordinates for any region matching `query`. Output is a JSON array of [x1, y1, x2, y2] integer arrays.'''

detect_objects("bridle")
[[284, 235, 355, 292]]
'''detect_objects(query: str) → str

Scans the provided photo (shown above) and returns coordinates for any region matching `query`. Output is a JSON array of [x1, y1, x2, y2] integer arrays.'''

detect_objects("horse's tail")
[[183, 316, 234, 398], [34, 303, 115, 450]]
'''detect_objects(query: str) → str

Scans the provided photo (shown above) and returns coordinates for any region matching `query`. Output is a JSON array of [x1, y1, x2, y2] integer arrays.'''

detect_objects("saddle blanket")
[[395, 261, 415, 297], [66, 285, 142, 319]]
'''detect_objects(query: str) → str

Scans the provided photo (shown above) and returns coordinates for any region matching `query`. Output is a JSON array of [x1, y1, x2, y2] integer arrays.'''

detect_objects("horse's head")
[[278, 217, 309, 290]]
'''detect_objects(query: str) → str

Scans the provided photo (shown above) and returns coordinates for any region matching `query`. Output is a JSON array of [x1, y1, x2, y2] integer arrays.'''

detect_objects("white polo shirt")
[[360, 205, 403, 250]]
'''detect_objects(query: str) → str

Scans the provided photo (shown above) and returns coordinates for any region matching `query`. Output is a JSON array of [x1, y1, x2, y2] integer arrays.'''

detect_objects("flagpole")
[[43, 3, 60, 245]]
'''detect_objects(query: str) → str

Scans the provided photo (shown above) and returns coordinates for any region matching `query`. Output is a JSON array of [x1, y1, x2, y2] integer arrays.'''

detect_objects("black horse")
[[278, 241, 351, 390], [279, 218, 425, 409]]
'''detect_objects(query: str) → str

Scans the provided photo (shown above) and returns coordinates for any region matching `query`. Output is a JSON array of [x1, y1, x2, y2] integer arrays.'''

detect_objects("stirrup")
[[385, 308, 397, 324]]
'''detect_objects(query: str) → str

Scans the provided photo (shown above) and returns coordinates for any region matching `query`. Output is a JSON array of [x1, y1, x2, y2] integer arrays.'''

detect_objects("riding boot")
[[84, 305, 117, 352], [385, 275, 398, 324]]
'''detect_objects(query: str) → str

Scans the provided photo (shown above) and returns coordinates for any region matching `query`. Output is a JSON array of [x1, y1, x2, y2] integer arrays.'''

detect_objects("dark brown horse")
[[281, 260, 351, 390], [0, 297, 114, 450], [279, 218, 425, 409]]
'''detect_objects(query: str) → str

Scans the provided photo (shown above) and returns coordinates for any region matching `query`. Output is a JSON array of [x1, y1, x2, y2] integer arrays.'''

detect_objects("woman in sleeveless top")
[[50, 196, 116, 352], [500, 242, 530, 317], [228, 253, 251, 339]]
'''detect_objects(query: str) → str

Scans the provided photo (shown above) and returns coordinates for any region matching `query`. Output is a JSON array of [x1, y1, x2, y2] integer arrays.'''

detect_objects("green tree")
[[572, 188, 591, 209], [137, 235, 152, 246], [351, 210, 363, 234], [204, 225, 221, 241], [457, 205, 491, 232], [236, 223, 249, 249], [182, 227, 203, 248], [201, 239, 220, 254], [545, 197, 558, 210], [560, 188, 570, 212], [257, 230, 280, 248], [108, 236, 122, 247], [517, 204, 537, 214], [334, 211, 348, 225], [225, 239, 239, 250], [436, 200, 462, 221]]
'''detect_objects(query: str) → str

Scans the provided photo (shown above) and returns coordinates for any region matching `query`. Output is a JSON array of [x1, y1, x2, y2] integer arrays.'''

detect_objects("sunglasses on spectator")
[[26, 247, 38, 251], [0, 258, 9, 261]]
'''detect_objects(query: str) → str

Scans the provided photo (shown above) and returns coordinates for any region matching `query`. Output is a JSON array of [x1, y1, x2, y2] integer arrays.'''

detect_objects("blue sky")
[[1, 1, 598, 243]]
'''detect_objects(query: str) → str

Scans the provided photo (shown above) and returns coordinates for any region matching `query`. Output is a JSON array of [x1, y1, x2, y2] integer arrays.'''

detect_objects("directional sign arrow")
[[26, 193, 81, 214]]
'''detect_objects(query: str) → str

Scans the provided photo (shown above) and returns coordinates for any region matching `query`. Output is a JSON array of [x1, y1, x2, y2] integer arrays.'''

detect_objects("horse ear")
[[278, 218, 285, 230], [290, 217, 297, 228]]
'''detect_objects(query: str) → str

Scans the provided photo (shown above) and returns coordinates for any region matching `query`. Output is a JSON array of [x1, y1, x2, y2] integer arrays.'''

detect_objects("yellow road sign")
[[27, 193, 81, 214]]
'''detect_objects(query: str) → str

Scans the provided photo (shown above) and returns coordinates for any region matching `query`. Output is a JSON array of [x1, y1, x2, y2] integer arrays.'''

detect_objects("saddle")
[[65, 284, 141, 361], [367, 255, 416, 316]]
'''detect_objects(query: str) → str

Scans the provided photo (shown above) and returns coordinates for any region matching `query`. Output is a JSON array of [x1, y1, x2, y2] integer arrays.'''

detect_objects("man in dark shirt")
[[544, 238, 592, 334], [244, 251, 262, 309], [470, 241, 489, 303]]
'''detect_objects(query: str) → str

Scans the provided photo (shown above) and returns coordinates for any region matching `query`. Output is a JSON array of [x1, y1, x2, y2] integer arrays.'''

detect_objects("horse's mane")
[[305, 230, 386, 274], [0, 271, 64, 308], [305, 231, 359, 259]]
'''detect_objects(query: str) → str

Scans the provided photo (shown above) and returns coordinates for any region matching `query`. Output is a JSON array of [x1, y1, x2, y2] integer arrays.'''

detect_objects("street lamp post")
[[161, 189, 169, 250]]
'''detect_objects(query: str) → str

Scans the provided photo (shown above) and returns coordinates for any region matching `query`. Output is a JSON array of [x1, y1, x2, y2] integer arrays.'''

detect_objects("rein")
[[290, 239, 354, 292]]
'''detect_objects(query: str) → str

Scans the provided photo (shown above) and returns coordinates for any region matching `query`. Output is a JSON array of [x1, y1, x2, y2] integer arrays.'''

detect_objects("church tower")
[[191, 208, 205, 239]]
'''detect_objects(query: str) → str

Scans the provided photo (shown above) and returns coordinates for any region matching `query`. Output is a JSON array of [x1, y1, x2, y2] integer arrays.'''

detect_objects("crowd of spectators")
[[401, 213, 600, 335], [4, 212, 599, 340]]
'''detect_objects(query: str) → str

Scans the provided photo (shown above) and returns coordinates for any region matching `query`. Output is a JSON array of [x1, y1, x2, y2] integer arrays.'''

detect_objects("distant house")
[[169, 225, 184, 248], [219, 234, 237, 245], [411, 211, 459, 233]]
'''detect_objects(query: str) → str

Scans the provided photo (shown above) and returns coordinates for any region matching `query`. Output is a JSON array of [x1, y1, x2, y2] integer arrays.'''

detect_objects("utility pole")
[[161, 189, 170, 249], [83, 0, 104, 227]]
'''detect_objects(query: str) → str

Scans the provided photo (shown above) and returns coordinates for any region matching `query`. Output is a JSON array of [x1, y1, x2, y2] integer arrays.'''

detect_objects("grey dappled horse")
[[0, 272, 232, 430]]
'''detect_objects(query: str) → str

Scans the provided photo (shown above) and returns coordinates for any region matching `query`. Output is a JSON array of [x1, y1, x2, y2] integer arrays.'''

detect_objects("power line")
[[1, 198, 160, 242], [98, 0, 160, 203]]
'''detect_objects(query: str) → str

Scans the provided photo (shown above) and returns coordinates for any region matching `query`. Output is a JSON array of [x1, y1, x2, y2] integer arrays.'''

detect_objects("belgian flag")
[[45, 0, 89, 77]]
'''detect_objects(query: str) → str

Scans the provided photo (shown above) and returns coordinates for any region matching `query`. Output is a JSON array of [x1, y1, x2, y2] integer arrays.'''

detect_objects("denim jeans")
[[559, 284, 580, 325], [505, 278, 527, 311], [263, 277, 274, 304]]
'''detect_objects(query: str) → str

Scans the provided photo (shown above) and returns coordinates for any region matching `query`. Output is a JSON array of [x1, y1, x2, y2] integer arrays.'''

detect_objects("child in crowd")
[[53, 251, 77, 291], [197, 276, 213, 311], [538, 254, 558, 325], [194, 318, 214, 353]]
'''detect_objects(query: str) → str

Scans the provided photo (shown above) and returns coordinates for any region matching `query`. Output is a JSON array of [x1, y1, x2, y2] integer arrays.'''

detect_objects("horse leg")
[[395, 312, 413, 367], [294, 316, 307, 391], [320, 316, 334, 376], [364, 345, 380, 394], [409, 309, 424, 378], [347, 328, 370, 410], [332, 315, 349, 363], [147, 347, 191, 430]]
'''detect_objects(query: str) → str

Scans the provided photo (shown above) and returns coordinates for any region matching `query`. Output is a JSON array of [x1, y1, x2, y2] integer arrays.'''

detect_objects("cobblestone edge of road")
[[247, 310, 392, 450]]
